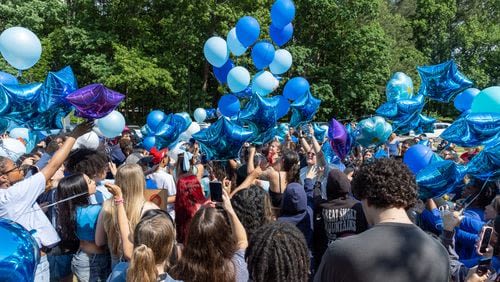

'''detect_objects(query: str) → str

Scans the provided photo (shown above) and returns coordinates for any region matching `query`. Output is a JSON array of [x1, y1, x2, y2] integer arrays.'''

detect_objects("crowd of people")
[[0, 120, 498, 282]]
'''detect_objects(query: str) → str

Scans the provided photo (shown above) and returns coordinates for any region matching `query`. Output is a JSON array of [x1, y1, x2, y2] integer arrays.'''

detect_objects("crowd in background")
[[0, 120, 498, 282]]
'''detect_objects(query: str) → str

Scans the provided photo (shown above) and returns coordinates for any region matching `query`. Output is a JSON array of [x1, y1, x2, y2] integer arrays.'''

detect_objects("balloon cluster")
[[194, 0, 321, 159], [140, 110, 195, 151], [376, 72, 435, 135], [442, 86, 500, 147], [0, 66, 77, 131]]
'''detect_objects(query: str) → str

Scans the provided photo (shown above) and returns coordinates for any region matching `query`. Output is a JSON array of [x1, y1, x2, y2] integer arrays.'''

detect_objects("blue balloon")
[[466, 138, 500, 181], [417, 60, 473, 103], [355, 116, 393, 148], [471, 86, 500, 114], [251, 41, 275, 70], [276, 95, 290, 119], [417, 160, 465, 199], [454, 88, 480, 112], [203, 36, 229, 68], [218, 94, 240, 117], [269, 23, 293, 47], [226, 28, 247, 56], [236, 16, 261, 47], [270, 0, 296, 29], [142, 136, 156, 150], [403, 144, 434, 174], [441, 112, 500, 147], [147, 110, 166, 132], [39, 66, 77, 113], [0, 27, 42, 70], [192, 117, 254, 160], [193, 108, 207, 123], [213, 59, 234, 84], [98, 110, 125, 138], [0, 218, 40, 281], [289, 90, 321, 127], [386, 72, 413, 102], [240, 94, 279, 131], [283, 77, 310, 101], [227, 66, 250, 93], [269, 49, 292, 75], [252, 71, 277, 96], [0, 71, 18, 85]]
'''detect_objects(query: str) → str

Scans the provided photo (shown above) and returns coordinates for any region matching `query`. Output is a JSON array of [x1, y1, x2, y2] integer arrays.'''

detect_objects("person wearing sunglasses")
[[0, 121, 93, 282]]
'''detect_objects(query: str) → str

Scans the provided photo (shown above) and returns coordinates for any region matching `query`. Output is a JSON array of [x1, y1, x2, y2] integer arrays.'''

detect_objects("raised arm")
[[41, 121, 93, 181], [105, 183, 134, 260], [222, 189, 247, 249], [246, 145, 256, 175]]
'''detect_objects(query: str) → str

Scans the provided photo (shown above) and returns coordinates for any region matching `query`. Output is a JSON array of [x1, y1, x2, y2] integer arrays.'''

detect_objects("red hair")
[[175, 175, 206, 243]]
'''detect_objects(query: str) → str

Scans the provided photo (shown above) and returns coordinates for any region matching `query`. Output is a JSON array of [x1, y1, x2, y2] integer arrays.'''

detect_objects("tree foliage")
[[0, 0, 498, 123]]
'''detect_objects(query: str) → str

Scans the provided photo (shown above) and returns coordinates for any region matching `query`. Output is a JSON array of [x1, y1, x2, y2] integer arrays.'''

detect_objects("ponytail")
[[127, 244, 157, 282]]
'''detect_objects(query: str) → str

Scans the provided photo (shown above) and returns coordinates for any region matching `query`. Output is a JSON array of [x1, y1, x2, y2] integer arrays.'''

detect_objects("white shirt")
[[0, 173, 60, 247], [89, 179, 114, 205], [147, 169, 176, 219]]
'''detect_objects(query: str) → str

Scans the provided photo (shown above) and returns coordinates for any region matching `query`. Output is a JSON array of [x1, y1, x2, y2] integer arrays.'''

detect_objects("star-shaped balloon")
[[465, 138, 500, 181], [289, 90, 321, 127], [417, 60, 473, 103], [239, 94, 279, 132], [417, 160, 465, 199], [440, 113, 500, 147], [328, 118, 351, 160], [193, 117, 254, 160], [151, 113, 192, 149], [39, 66, 78, 112], [65, 83, 125, 119]]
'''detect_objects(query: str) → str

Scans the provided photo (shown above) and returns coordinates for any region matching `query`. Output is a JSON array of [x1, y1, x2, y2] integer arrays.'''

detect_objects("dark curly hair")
[[351, 158, 417, 209], [65, 149, 108, 179], [246, 221, 309, 282], [231, 185, 273, 239]]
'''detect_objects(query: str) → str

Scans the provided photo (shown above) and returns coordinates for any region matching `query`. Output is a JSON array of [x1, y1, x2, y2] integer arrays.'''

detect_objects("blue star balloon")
[[417, 60, 473, 103], [440, 113, 500, 147], [289, 90, 321, 127], [416, 160, 466, 199], [39, 66, 78, 112], [154, 113, 192, 149], [465, 138, 500, 181], [239, 94, 279, 132], [192, 117, 254, 160], [0, 218, 40, 282]]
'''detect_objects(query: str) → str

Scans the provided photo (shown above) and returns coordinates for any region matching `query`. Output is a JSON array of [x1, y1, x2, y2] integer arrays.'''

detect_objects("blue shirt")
[[76, 205, 102, 241]]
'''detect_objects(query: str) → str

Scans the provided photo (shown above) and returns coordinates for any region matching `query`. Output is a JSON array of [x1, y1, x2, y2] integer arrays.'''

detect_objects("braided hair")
[[246, 222, 309, 282]]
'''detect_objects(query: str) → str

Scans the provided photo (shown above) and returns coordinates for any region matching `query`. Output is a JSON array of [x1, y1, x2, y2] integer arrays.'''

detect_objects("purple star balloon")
[[65, 84, 125, 119]]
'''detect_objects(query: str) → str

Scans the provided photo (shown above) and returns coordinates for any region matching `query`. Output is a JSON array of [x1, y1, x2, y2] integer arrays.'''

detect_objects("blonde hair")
[[102, 164, 147, 256], [127, 213, 176, 282]]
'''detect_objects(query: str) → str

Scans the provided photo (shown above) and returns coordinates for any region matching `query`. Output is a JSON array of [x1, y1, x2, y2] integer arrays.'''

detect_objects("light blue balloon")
[[251, 41, 275, 70], [97, 110, 125, 138], [203, 36, 229, 68], [227, 66, 250, 93], [0, 71, 18, 85], [0, 27, 42, 70], [193, 108, 207, 123], [226, 28, 247, 56], [386, 72, 413, 102], [269, 49, 292, 74], [9, 128, 29, 140], [236, 16, 260, 48], [471, 86, 500, 114], [252, 71, 277, 96]]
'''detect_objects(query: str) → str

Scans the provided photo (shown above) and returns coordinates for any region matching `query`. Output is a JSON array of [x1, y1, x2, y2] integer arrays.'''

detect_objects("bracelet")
[[114, 198, 124, 205]]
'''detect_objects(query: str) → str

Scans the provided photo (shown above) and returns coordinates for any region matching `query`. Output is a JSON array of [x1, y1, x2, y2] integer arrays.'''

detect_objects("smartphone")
[[476, 257, 492, 276], [209, 181, 223, 202], [477, 226, 494, 255]]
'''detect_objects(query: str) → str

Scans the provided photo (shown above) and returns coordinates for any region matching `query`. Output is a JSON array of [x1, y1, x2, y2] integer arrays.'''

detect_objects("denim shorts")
[[71, 250, 111, 282], [47, 253, 73, 281]]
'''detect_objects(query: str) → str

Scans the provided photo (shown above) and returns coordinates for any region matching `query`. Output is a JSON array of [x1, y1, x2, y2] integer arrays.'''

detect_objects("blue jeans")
[[48, 253, 73, 281], [34, 255, 50, 282], [71, 250, 111, 282]]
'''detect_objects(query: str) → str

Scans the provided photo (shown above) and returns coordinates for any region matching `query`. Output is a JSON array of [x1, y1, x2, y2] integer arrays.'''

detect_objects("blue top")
[[76, 205, 102, 241]]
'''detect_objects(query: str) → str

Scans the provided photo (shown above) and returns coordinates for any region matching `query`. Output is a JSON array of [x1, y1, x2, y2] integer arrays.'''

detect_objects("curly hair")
[[231, 185, 273, 239], [246, 221, 309, 282], [351, 158, 417, 209], [171, 207, 236, 282], [65, 148, 108, 179]]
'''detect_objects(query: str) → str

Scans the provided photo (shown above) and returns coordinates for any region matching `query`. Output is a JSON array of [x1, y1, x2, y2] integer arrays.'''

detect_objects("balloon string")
[[17, 69, 22, 78], [14, 191, 89, 222], [462, 175, 492, 211]]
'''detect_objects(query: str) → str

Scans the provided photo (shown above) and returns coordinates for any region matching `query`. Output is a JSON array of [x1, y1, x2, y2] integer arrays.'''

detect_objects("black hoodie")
[[312, 169, 368, 270]]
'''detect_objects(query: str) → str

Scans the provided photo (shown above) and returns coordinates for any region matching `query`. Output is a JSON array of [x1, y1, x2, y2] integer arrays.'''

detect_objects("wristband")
[[114, 198, 124, 205]]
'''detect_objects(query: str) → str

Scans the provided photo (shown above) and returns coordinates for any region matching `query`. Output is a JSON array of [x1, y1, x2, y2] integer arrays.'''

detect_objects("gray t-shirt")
[[314, 222, 450, 282]]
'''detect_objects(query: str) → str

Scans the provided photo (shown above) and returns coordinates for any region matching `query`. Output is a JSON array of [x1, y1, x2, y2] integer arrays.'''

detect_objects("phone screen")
[[209, 182, 223, 202], [479, 227, 493, 254]]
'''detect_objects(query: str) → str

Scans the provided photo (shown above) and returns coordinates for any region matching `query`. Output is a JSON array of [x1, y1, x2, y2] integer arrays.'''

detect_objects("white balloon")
[[0, 138, 26, 162], [167, 142, 186, 163], [9, 127, 30, 141], [75, 131, 100, 150], [187, 122, 201, 135]]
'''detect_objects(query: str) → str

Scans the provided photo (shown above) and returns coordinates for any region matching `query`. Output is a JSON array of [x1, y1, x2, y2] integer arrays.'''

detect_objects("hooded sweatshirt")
[[312, 169, 368, 269], [278, 181, 314, 250]]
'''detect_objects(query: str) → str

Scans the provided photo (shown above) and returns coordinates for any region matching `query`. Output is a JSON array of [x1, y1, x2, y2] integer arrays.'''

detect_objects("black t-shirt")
[[314, 222, 450, 282]]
